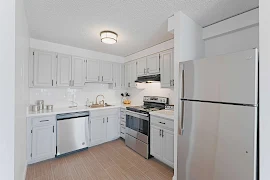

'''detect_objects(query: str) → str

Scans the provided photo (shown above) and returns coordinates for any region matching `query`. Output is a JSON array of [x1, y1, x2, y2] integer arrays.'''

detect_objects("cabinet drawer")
[[120, 126, 126, 134], [90, 108, 119, 117], [32, 116, 56, 127], [150, 116, 174, 130]]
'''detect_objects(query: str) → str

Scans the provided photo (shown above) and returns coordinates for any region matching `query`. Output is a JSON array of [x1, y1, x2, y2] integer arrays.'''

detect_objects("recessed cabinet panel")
[[72, 56, 85, 87], [57, 54, 72, 87], [86, 59, 100, 82], [147, 53, 160, 74], [101, 61, 113, 83], [137, 57, 147, 77], [121, 64, 125, 88], [130, 61, 137, 88], [106, 115, 119, 141], [90, 117, 106, 146], [150, 125, 163, 160], [113, 63, 121, 89], [33, 50, 56, 87], [160, 49, 174, 88], [162, 129, 174, 167]]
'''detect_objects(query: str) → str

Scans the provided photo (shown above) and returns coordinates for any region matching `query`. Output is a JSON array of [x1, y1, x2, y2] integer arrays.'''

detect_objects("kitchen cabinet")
[[27, 116, 56, 164], [120, 108, 126, 139], [112, 63, 121, 89], [125, 61, 137, 88], [72, 56, 86, 87], [147, 53, 160, 74], [136, 53, 160, 77], [90, 116, 107, 146], [106, 115, 119, 141], [32, 50, 57, 87], [100, 61, 113, 83], [121, 64, 125, 88], [86, 59, 100, 82], [160, 49, 174, 88], [57, 54, 72, 87], [150, 125, 163, 160], [89, 108, 120, 147], [57, 55, 85, 87], [137, 57, 147, 76], [150, 115, 174, 168]]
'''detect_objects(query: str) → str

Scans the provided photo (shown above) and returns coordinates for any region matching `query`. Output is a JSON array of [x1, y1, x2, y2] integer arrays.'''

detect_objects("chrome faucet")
[[96, 95, 105, 105]]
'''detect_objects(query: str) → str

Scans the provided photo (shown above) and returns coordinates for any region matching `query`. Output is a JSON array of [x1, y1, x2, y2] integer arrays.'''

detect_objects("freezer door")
[[178, 101, 257, 180], [57, 117, 89, 156], [181, 49, 258, 105]]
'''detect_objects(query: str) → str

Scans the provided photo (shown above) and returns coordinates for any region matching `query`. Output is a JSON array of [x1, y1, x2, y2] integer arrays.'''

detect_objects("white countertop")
[[150, 110, 174, 120], [27, 104, 135, 117]]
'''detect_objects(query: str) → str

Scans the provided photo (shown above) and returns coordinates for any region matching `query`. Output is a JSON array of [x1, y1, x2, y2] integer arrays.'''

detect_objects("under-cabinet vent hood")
[[135, 74, 160, 83]]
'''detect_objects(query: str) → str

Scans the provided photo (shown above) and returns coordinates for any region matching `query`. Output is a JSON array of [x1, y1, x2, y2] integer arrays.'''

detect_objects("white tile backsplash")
[[29, 83, 124, 108], [127, 83, 174, 105]]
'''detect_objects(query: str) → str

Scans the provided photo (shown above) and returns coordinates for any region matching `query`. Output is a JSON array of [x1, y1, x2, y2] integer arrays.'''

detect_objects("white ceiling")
[[24, 0, 258, 57]]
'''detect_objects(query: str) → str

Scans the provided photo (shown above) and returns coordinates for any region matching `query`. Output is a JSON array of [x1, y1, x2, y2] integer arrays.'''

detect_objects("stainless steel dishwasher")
[[56, 111, 89, 156]]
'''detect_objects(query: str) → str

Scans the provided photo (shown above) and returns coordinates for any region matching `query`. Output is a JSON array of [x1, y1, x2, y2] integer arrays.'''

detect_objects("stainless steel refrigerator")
[[178, 49, 258, 180]]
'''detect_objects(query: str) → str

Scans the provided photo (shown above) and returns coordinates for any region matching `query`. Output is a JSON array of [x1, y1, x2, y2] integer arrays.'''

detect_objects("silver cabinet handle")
[[159, 122, 165, 125], [159, 129, 161, 136], [107, 117, 108, 123], [103, 118, 104, 123], [52, 80, 53, 86], [40, 120, 49, 122], [162, 130, 164, 137], [102, 76, 103, 81]]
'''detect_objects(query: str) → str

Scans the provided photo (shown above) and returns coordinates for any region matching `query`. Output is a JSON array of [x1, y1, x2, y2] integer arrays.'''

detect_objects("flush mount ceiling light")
[[100, 31, 118, 44]]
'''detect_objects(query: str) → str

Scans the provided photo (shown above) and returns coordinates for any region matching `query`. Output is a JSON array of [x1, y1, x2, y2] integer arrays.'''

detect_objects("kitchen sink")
[[89, 104, 113, 108]]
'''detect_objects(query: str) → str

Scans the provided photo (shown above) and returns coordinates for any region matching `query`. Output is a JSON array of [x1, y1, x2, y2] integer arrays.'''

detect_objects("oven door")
[[126, 110, 149, 137]]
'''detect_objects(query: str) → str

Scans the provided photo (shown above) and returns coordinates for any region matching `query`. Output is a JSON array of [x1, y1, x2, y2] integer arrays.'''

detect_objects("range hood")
[[135, 74, 160, 83]]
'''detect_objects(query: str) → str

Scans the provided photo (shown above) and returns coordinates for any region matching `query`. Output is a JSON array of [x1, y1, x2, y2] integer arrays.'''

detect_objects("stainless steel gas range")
[[125, 96, 169, 159]]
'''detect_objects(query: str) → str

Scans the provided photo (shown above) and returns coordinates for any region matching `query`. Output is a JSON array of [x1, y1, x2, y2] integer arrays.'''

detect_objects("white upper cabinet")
[[125, 63, 131, 88], [86, 59, 100, 82], [112, 63, 121, 89], [33, 50, 56, 87], [130, 61, 137, 88], [160, 49, 174, 88], [57, 54, 72, 87], [137, 57, 147, 76], [101, 61, 113, 83], [72, 56, 86, 87], [136, 53, 160, 77], [147, 53, 160, 74], [121, 64, 125, 88]]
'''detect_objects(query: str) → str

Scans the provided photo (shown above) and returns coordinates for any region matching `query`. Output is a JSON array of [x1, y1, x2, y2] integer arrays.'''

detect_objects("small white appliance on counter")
[[177, 48, 258, 180]]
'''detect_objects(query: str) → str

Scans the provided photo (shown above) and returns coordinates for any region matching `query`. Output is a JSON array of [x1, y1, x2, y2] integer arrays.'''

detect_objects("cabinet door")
[[130, 61, 137, 88], [106, 115, 119, 141], [137, 57, 147, 77], [147, 53, 160, 75], [150, 125, 163, 160], [121, 64, 125, 88], [125, 63, 131, 88], [90, 117, 106, 146], [162, 129, 174, 167], [57, 54, 72, 87], [33, 50, 56, 87], [86, 59, 100, 82], [32, 125, 55, 161], [101, 61, 113, 83], [72, 56, 86, 87], [160, 49, 173, 88], [113, 63, 121, 89]]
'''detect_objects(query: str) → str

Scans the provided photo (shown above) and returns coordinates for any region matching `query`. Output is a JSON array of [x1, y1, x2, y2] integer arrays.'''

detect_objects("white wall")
[[29, 84, 124, 108], [30, 38, 125, 63], [173, 11, 205, 180], [259, 1, 270, 180], [0, 0, 16, 180], [127, 83, 174, 105], [125, 39, 174, 62], [205, 25, 259, 57], [15, 0, 30, 179]]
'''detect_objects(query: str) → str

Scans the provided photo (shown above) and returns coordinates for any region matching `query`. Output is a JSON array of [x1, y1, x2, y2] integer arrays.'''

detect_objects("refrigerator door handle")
[[179, 101, 184, 135], [181, 66, 185, 98]]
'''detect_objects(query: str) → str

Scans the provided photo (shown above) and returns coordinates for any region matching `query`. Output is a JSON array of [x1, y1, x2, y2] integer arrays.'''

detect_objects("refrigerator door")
[[178, 101, 257, 180], [181, 49, 258, 105]]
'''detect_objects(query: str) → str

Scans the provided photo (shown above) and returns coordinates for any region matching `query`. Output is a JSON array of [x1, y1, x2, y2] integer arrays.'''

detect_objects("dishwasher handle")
[[57, 111, 89, 120]]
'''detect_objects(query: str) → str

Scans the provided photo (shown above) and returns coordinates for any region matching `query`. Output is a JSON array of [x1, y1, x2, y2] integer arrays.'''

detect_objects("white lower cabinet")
[[27, 116, 56, 164], [89, 108, 120, 147], [150, 116, 174, 168], [120, 108, 126, 139]]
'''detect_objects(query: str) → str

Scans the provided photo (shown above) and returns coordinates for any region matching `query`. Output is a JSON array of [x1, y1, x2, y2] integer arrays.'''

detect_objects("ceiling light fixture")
[[100, 31, 118, 44]]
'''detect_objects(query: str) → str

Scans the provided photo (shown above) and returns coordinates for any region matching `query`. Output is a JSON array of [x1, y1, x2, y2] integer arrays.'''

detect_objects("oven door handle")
[[126, 110, 149, 121]]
